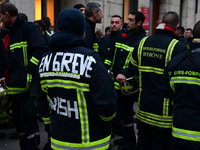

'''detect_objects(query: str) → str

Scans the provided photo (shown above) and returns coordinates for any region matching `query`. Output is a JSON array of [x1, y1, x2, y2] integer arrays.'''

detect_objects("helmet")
[[0, 84, 12, 112], [121, 77, 139, 95]]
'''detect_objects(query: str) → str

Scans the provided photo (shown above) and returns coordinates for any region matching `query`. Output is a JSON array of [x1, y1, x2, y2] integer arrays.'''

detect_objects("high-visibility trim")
[[124, 48, 134, 68], [7, 87, 29, 94], [40, 72, 80, 79], [93, 43, 99, 52], [172, 126, 200, 142], [40, 79, 90, 93], [114, 81, 120, 90], [45, 30, 53, 37], [170, 76, 200, 85], [42, 117, 51, 124], [121, 85, 133, 90], [104, 59, 112, 66], [138, 66, 164, 74], [30, 56, 39, 65], [27, 132, 40, 139], [77, 89, 90, 143], [100, 112, 116, 121], [115, 42, 134, 52], [165, 39, 178, 66], [163, 98, 169, 116], [51, 135, 110, 150], [130, 57, 139, 67], [137, 36, 149, 107], [137, 110, 172, 128], [110, 47, 118, 71], [10, 41, 28, 50]]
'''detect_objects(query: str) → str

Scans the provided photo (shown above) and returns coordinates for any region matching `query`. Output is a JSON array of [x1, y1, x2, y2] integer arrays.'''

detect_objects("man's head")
[[162, 11, 179, 29], [73, 4, 85, 17], [110, 15, 123, 32], [126, 11, 145, 32], [185, 28, 193, 38], [0, 2, 18, 28], [34, 20, 46, 34], [104, 26, 111, 35], [18, 12, 28, 21], [85, 2, 103, 23], [57, 8, 86, 37], [193, 21, 200, 38], [175, 26, 185, 37], [42, 16, 52, 29]]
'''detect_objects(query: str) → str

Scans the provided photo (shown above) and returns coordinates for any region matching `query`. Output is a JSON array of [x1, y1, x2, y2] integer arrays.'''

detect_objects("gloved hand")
[[25, 96, 38, 114]]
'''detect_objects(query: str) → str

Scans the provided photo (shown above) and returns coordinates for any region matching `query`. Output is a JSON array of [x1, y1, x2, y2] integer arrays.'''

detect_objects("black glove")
[[25, 96, 38, 114]]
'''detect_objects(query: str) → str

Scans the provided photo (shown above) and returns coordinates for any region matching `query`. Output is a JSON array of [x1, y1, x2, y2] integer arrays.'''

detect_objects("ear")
[[137, 20, 142, 27], [93, 11, 97, 17]]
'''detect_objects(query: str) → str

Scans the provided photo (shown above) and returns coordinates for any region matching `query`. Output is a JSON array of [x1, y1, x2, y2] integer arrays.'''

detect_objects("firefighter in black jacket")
[[36, 8, 117, 150], [116, 11, 187, 150], [111, 11, 146, 150], [0, 2, 49, 149], [163, 20, 200, 150], [100, 15, 123, 69], [85, 2, 103, 52]]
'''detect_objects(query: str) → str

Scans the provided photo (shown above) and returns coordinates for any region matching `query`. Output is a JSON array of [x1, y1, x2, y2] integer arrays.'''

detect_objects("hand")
[[116, 74, 126, 84], [0, 78, 6, 86]]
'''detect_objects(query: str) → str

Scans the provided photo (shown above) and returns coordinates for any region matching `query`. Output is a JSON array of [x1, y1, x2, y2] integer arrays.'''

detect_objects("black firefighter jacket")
[[36, 31, 117, 150], [163, 42, 200, 149], [1, 17, 49, 95], [121, 29, 187, 129]]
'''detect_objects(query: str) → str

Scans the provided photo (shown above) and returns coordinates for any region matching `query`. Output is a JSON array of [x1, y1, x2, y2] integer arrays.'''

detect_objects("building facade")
[[1, 0, 200, 35]]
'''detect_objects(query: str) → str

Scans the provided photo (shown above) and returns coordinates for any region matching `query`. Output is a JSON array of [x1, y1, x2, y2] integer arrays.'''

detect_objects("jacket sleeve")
[[0, 33, 8, 78], [24, 23, 49, 75], [36, 66, 51, 125], [90, 53, 117, 121]]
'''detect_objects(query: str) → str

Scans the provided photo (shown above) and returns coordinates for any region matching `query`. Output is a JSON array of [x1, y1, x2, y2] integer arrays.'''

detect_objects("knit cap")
[[57, 8, 86, 35], [73, 4, 85, 9]]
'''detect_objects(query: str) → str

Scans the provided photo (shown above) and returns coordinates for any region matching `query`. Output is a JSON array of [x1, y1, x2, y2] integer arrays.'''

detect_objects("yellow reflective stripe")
[[163, 98, 169, 116], [138, 66, 164, 74], [165, 39, 178, 66], [51, 135, 110, 150], [172, 126, 200, 142], [45, 30, 51, 36], [121, 85, 133, 90], [10, 41, 28, 50], [137, 36, 149, 107], [77, 89, 90, 143], [7, 87, 29, 94], [40, 79, 90, 92], [130, 57, 139, 67], [93, 43, 99, 52], [114, 81, 120, 90], [30, 56, 39, 65], [170, 76, 200, 86], [137, 110, 172, 128], [42, 117, 51, 124], [104, 59, 112, 65], [100, 112, 116, 121], [124, 49, 134, 68], [115, 42, 134, 52]]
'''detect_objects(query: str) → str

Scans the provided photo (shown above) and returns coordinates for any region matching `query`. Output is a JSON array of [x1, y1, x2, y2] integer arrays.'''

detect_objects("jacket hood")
[[49, 31, 86, 50]]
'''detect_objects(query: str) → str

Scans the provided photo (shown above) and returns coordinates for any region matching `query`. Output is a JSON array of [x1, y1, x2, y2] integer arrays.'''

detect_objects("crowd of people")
[[0, 1, 199, 150]]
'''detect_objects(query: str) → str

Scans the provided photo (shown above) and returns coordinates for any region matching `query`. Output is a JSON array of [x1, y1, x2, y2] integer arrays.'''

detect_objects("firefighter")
[[116, 11, 187, 150], [163, 20, 200, 150], [111, 11, 146, 150], [36, 8, 117, 150], [0, 2, 49, 149]]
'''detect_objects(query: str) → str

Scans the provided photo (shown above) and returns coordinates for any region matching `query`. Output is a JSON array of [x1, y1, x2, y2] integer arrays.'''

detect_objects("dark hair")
[[129, 11, 145, 27], [85, 2, 101, 18], [192, 21, 200, 38], [162, 11, 179, 28], [34, 20, 46, 31], [177, 26, 185, 35], [42, 16, 51, 28], [105, 26, 110, 32], [0, 2, 18, 16], [18, 12, 28, 21], [111, 15, 122, 20], [186, 28, 193, 33]]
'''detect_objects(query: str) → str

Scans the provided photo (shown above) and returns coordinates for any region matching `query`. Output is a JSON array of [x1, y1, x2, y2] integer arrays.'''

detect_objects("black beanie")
[[73, 4, 85, 10], [57, 8, 86, 35]]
